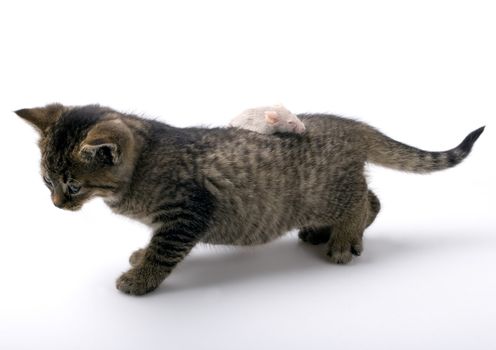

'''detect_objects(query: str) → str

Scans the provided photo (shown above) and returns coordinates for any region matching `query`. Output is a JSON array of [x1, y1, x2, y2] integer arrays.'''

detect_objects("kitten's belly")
[[201, 217, 289, 246], [199, 183, 310, 245], [201, 206, 296, 246], [201, 227, 280, 246]]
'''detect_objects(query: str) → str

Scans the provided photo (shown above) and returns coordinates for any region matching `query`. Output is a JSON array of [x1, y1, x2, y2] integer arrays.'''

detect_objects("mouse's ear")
[[264, 111, 280, 124]]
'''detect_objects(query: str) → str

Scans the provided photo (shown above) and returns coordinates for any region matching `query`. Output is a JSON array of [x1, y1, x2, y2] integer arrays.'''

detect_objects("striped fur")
[[16, 105, 484, 295], [361, 123, 485, 173]]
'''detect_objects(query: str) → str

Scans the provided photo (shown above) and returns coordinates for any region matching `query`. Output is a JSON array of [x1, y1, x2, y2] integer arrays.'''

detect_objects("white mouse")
[[229, 105, 306, 134]]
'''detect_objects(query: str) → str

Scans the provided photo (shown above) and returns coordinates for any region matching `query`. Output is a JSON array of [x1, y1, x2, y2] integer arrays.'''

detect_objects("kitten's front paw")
[[116, 267, 163, 296], [129, 248, 146, 267]]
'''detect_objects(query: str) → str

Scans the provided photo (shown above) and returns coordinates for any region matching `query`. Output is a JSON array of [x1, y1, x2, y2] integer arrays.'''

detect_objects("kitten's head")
[[16, 104, 138, 211]]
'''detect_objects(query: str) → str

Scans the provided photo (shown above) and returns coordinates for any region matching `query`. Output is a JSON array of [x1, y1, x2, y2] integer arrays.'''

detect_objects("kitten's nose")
[[52, 193, 65, 208]]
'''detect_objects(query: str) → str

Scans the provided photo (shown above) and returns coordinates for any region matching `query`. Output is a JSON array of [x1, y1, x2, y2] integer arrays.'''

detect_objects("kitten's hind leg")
[[298, 226, 332, 245], [300, 190, 379, 248], [366, 190, 381, 228], [327, 191, 369, 264]]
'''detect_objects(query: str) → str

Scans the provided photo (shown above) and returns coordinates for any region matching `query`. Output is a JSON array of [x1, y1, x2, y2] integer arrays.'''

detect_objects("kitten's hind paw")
[[327, 250, 353, 264], [326, 239, 362, 264], [298, 226, 331, 245]]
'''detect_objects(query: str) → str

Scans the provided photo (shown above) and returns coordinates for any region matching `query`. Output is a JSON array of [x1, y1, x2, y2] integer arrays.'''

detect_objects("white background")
[[1, 1, 495, 349]]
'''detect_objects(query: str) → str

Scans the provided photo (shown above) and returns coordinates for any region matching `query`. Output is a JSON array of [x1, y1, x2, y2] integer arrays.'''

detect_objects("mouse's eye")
[[288, 121, 294, 125]]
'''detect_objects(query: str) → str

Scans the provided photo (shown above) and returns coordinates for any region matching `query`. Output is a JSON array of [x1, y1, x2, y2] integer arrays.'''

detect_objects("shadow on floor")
[[151, 229, 484, 295]]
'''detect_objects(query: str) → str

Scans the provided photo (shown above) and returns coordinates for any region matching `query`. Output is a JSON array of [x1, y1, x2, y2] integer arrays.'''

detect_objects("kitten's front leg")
[[116, 226, 200, 295], [129, 248, 145, 267]]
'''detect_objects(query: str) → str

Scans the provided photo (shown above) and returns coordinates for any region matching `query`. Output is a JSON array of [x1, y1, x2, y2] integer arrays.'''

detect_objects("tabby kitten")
[[16, 104, 484, 295]]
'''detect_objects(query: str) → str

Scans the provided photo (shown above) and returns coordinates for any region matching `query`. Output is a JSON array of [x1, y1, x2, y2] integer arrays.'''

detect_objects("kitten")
[[229, 105, 306, 134], [16, 104, 484, 295]]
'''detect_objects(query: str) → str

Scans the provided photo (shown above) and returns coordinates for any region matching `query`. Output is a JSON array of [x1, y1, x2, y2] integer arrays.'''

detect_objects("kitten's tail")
[[364, 125, 485, 173]]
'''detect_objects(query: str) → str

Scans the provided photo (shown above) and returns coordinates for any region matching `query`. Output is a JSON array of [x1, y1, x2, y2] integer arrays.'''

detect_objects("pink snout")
[[295, 123, 306, 134]]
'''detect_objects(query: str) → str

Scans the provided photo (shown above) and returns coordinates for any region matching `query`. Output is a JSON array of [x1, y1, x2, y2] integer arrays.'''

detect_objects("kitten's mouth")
[[56, 203, 83, 211], [65, 205, 83, 211]]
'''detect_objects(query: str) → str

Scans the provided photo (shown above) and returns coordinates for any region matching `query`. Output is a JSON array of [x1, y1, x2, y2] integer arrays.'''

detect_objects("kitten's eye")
[[43, 175, 53, 188], [67, 180, 81, 195]]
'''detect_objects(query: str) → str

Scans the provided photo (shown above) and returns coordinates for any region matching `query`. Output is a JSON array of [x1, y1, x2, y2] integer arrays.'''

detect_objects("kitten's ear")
[[80, 143, 120, 165], [264, 111, 280, 124], [15, 103, 65, 133], [79, 119, 132, 166]]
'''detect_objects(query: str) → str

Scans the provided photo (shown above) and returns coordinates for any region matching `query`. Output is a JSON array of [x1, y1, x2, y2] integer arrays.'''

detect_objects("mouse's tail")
[[363, 125, 485, 173]]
